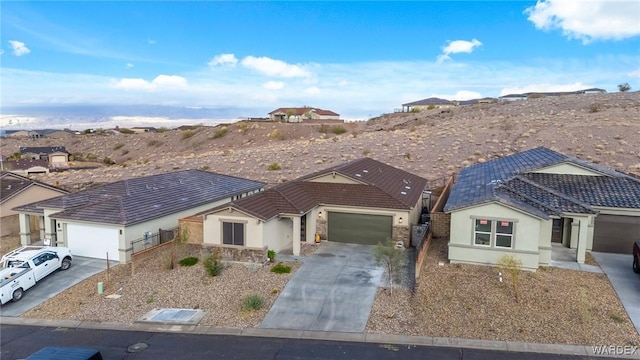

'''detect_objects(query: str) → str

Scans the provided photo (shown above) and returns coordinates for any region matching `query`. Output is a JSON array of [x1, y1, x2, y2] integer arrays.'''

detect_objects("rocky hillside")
[[2, 91, 639, 190]]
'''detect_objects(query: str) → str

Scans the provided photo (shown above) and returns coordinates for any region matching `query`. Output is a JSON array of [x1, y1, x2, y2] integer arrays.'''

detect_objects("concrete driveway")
[[260, 242, 384, 333], [591, 252, 640, 334], [0, 256, 115, 317]]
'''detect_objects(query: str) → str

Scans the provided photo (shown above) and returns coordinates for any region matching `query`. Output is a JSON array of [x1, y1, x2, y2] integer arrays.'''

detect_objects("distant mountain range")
[[0, 104, 269, 130]]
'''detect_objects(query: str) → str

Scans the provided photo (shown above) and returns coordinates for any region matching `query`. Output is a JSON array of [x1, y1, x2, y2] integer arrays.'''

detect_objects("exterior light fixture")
[[399, 217, 403, 224]]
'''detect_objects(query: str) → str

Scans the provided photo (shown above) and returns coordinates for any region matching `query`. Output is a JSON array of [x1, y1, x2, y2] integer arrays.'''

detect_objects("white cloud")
[[0, 49, 4, 55], [263, 81, 284, 90], [628, 69, 640, 78], [241, 56, 311, 77], [126, 63, 134, 69], [304, 86, 321, 95], [9, 40, 30, 56], [111, 75, 188, 91], [432, 90, 483, 101], [437, 39, 482, 62], [208, 53, 238, 67], [525, 0, 640, 43], [499, 82, 589, 96]]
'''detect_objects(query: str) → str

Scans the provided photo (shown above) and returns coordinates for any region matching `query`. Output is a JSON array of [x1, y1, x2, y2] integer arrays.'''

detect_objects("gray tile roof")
[[20, 146, 69, 155], [14, 170, 264, 226], [205, 158, 428, 220], [402, 97, 454, 107], [1, 172, 67, 205], [444, 147, 640, 217]]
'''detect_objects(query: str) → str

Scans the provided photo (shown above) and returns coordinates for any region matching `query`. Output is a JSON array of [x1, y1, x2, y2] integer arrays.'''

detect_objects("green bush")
[[212, 126, 228, 139], [86, 153, 98, 161], [270, 262, 291, 274], [179, 257, 198, 267], [331, 125, 347, 135], [203, 251, 224, 276], [267, 162, 282, 171], [267, 249, 276, 261], [242, 294, 264, 311], [147, 139, 163, 147], [157, 127, 169, 133], [317, 124, 330, 133], [103, 157, 116, 165]]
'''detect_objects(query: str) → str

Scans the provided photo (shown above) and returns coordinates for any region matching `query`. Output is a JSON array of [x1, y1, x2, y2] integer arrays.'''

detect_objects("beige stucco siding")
[[262, 217, 293, 253], [449, 202, 544, 270], [1, 185, 65, 218], [533, 163, 603, 176], [306, 174, 362, 184]]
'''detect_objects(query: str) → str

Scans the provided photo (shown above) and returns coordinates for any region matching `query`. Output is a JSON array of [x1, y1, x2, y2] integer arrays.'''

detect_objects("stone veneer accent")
[[316, 219, 327, 240], [392, 225, 410, 247], [430, 212, 451, 238], [204, 244, 267, 263]]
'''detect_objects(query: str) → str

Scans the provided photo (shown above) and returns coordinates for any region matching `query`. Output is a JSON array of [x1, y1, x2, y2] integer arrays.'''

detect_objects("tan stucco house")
[[268, 107, 340, 122], [195, 158, 428, 257], [444, 147, 640, 271], [0, 172, 68, 237], [13, 170, 264, 263], [20, 146, 71, 169]]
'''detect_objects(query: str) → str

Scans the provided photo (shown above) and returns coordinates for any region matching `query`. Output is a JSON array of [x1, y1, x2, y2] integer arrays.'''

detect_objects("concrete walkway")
[[550, 244, 603, 273], [260, 243, 383, 333], [591, 252, 640, 335]]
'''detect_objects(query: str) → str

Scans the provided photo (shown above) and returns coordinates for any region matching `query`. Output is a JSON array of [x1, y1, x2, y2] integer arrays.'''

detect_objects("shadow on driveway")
[[591, 252, 640, 335], [260, 243, 384, 333], [0, 256, 116, 317]]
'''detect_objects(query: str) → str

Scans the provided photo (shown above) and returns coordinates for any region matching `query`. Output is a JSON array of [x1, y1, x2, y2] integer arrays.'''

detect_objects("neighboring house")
[[0, 172, 68, 237], [19, 146, 70, 169], [499, 88, 608, 102], [33, 129, 75, 139], [268, 107, 340, 122], [13, 170, 265, 262], [401, 97, 455, 112], [3, 159, 51, 175], [444, 147, 640, 271], [194, 158, 428, 257], [131, 127, 157, 133], [579, 88, 607, 94], [498, 94, 528, 102]]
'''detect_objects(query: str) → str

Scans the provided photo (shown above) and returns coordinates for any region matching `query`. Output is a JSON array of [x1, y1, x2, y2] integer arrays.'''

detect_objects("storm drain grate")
[[137, 308, 206, 325]]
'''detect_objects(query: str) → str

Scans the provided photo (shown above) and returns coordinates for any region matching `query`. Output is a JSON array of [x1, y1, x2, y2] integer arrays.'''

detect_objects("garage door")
[[328, 212, 393, 245], [592, 215, 640, 253], [66, 223, 120, 260]]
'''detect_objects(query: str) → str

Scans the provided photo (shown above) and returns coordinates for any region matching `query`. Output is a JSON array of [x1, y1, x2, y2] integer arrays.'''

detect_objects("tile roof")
[[5, 159, 50, 170], [14, 170, 264, 226], [206, 158, 428, 220], [20, 146, 69, 155], [0, 172, 67, 205], [402, 97, 454, 107], [444, 147, 640, 218], [268, 107, 339, 116]]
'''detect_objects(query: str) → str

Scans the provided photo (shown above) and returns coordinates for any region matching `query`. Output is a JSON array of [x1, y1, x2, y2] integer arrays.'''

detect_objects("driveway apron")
[[260, 243, 384, 333], [591, 252, 640, 335], [1, 256, 116, 317]]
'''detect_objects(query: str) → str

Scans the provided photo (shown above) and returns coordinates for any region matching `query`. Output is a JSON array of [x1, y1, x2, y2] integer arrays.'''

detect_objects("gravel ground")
[[366, 237, 640, 346]]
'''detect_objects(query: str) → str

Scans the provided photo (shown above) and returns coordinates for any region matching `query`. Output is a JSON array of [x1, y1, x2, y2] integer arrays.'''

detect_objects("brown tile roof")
[[4, 159, 50, 170], [205, 158, 428, 220], [0, 172, 67, 205], [268, 107, 339, 116]]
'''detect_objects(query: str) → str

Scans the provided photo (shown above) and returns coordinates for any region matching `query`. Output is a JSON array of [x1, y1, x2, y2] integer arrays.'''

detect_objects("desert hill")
[[2, 91, 639, 190]]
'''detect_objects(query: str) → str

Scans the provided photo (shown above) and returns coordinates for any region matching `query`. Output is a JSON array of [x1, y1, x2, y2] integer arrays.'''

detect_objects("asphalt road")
[[1, 325, 608, 360]]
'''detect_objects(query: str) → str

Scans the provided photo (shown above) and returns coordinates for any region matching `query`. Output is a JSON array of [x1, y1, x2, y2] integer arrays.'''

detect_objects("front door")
[[551, 218, 564, 243]]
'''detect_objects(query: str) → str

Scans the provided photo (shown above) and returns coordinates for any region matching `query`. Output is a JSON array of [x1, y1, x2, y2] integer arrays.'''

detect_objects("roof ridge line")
[[495, 184, 562, 216], [513, 174, 595, 210]]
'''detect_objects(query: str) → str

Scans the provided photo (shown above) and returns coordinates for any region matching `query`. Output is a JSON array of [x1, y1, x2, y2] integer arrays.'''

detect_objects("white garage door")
[[66, 223, 120, 261]]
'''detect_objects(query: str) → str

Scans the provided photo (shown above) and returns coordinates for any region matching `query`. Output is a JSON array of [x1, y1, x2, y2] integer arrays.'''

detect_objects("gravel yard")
[[366, 237, 640, 346]]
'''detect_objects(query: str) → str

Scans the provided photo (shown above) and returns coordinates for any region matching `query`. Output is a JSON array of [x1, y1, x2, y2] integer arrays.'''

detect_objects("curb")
[[2, 317, 637, 358]]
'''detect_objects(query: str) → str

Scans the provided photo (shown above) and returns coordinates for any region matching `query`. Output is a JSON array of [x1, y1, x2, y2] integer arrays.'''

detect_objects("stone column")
[[19, 214, 32, 246]]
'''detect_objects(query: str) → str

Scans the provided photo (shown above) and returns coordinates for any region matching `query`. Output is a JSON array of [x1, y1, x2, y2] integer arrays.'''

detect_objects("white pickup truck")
[[0, 246, 72, 305]]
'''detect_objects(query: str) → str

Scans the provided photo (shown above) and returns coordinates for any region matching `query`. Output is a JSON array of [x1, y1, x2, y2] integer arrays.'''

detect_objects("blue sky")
[[1, 1, 639, 119]]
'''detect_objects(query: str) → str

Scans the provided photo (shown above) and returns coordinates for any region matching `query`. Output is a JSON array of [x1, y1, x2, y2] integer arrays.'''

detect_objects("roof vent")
[[355, 173, 362, 177], [400, 191, 407, 195], [405, 186, 411, 189], [362, 169, 368, 173]]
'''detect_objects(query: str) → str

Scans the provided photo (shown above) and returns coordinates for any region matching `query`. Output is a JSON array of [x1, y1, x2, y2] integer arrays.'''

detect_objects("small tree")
[[169, 225, 190, 269], [497, 254, 522, 303], [618, 82, 631, 92], [374, 238, 404, 294]]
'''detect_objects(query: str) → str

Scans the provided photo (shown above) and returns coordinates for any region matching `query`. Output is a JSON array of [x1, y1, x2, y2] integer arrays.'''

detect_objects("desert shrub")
[[362, 149, 371, 156], [331, 125, 347, 135], [102, 157, 116, 165], [199, 165, 210, 171], [374, 238, 404, 293], [267, 162, 282, 171], [242, 294, 264, 311], [86, 153, 98, 161], [317, 124, 330, 133], [588, 103, 601, 113], [497, 254, 522, 303], [118, 128, 135, 134], [203, 250, 224, 276], [181, 129, 196, 140], [71, 152, 83, 161], [426, 104, 437, 110], [147, 139, 163, 147], [237, 122, 248, 132], [268, 129, 287, 140], [121, 149, 129, 156], [178, 257, 199, 267], [113, 143, 124, 150], [410, 107, 421, 113], [157, 127, 169, 133], [528, 93, 546, 99], [270, 262, 291, 274], [212, 126, 228, 139]]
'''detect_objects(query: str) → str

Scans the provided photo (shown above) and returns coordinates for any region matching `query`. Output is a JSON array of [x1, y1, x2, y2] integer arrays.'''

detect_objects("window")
[[474, 219, 492, 246], [222, 222, 244, 246], [473, 219, 514, 248]]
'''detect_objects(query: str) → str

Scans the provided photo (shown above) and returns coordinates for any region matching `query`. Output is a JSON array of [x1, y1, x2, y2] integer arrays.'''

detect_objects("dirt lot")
[[367, 237, 640, 346]]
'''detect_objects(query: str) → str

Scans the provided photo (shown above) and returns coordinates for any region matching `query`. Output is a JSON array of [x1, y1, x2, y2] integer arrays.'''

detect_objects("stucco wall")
[[1, 185, 66, 218], [448, 202, 543, 270], [179, 217, 204, 244], [306, 174, 360, 184], [533, 163, 603, 176], [262, 217, 293, 253]]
